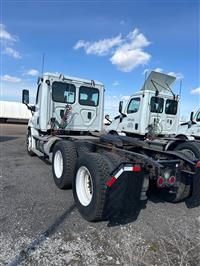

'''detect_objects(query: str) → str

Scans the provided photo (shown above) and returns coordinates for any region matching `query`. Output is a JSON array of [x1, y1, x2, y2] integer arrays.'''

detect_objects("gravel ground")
[[0, 123, 200, 266]]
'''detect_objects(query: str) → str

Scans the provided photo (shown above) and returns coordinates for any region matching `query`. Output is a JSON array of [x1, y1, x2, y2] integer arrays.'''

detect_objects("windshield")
[[196, 111, 200, 122], [127, 98, 140, 113], [79, 86, 99, 106], [165, 99, 178, 115], [150, 97, 164, 113], [52, 81, 76, 103]]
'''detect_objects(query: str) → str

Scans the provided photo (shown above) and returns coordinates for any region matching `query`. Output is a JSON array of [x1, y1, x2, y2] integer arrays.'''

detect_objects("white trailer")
[[0, 101, 31, 122]]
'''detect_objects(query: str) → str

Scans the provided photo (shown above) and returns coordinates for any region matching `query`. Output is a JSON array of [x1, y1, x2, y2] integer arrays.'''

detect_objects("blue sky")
[[1, 0, 199, 119]]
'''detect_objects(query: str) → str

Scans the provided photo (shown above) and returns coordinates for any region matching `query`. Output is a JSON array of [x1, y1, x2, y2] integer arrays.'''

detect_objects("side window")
[[165, 99, 178, 115], [196, 112, 200, 122], [150, 97, 164, 113], [127, 98, 140, 114], [52, 82, 76, 103], [79, 86, 99, 106], [35, 84, 41, 105]]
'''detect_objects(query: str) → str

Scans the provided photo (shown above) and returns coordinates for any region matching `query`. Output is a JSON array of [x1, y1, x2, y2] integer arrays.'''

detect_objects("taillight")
[[196, 162, 200, 167], [168, 176, 176, 185], [157, 176, 164, 187]]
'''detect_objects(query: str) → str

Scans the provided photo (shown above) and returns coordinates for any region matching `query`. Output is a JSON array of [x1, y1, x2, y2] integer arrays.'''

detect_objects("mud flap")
[[185, 167, 200, 208], [103, 171, 147, 226]]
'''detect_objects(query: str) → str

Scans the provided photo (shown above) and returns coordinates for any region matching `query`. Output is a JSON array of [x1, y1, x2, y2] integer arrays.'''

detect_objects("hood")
[[141, 71, 176, 93]]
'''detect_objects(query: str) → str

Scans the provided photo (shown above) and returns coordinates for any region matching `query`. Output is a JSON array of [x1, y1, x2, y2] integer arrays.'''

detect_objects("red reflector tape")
[[132, 166, 141, 172], [106, 177, 117, 187], [196, 162, 200, 167]]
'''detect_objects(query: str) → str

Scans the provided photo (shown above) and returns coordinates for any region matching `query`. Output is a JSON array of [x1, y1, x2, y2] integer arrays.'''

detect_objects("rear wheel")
[[175, 141, 200, 160], [73, 153, 110, 221], [52, 140, 77, 189], [74, 140, 95, 156]]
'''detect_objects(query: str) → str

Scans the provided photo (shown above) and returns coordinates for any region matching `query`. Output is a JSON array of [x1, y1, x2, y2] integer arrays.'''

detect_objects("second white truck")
[[177, 109, 200, 140]]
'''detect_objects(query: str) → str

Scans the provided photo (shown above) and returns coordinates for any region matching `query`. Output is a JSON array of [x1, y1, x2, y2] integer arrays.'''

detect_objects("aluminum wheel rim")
[[76, 166, 93, 206], [54, 150, 63, 179]]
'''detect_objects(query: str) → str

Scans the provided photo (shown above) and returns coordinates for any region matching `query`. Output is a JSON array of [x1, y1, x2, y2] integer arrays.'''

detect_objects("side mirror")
[[22, 89, 29, 105], [190, 111, 194, 122], [119, 101, 123, 114]]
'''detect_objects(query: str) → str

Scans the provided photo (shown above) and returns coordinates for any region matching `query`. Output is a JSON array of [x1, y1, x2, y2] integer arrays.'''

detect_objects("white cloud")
[[74, 28, 151, 71], [1, 75, 21, 83], [74, 35, 122, 56], [0, 24, 16, 42], [111, 49, 150, 72], [154, 67, 163, 73], [110, 28, 151, 72], [121, 95, 130, 101], [73, 40, 89, 50], [167, 72, 184, 80], [142, 68, 149, 75], [191, 87, 200, 95], [112, 80, 120, 86], [26, 69, 39, 76], [4, 47, 21, 59]]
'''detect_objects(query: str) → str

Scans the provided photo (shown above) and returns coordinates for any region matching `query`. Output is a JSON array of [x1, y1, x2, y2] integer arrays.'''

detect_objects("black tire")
[[52, 140, 77, 189], [73, 153, 110, 221], [74, 140, 95, 156], [26, 130, 35, 156], [176, 135, 188, 140], [101, 151, 128, 171], [109, 131, 119, 135], [175, 141, 200, 160]]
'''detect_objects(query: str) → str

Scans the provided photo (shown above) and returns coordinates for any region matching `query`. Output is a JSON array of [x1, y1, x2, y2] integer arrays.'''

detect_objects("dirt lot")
[[0, 123, 200, 266]]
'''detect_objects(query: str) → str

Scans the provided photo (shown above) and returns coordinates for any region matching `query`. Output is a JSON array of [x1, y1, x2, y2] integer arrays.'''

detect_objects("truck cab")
[[107, 71, 180, 137], [23, 73, 104, 134], [177, 108, 200, 140]]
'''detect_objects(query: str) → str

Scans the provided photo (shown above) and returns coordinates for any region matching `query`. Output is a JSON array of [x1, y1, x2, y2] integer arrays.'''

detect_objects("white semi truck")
[[177, 109, 200, 140], [107, 71, 200, 161], [107, 71, 179, 137], [22, 72, 200, 223]]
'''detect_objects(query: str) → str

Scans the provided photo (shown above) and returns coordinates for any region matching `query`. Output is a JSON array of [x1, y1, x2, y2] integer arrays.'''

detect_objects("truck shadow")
[[0, 136, 18, 142], [9, 203, 76, 266], [148, 192, 200, 209]]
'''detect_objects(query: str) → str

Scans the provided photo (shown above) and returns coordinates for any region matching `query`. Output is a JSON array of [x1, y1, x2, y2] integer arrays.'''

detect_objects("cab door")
[[149, 96, 164, 135], [120, 97, 141, 134], [71, 86, 101, 131]]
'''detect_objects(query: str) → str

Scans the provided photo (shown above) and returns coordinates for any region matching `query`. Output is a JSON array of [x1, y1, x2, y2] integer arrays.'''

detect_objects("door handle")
[[88, 112, 92, 119]]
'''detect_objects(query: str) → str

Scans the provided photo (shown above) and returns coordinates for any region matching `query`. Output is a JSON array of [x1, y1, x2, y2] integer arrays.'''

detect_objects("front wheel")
[[73, 153, 110, 221]]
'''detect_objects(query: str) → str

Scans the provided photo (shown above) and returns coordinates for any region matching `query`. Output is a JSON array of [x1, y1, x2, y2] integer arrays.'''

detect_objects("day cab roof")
[[131, 71, 177, 98], [39, 72, 104, 88]]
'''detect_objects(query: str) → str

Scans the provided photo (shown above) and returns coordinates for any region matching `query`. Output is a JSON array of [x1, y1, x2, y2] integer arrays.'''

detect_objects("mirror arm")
[[26, 104, 35, 112]]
